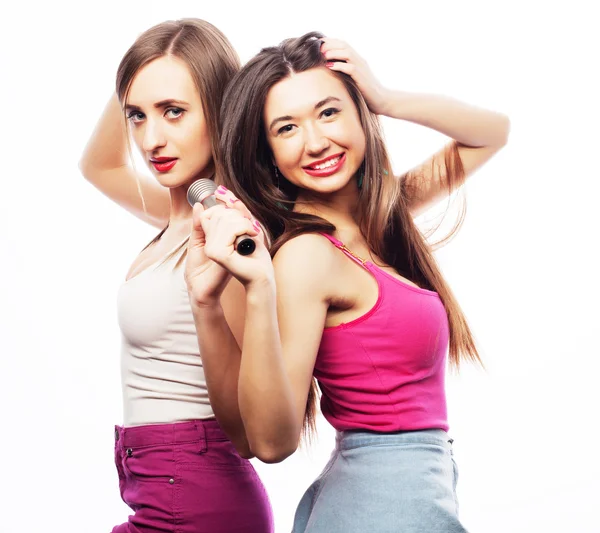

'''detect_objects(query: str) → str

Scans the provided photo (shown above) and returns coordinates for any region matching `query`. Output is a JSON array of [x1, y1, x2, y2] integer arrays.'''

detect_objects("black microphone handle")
[[199, 195, 256, 256]]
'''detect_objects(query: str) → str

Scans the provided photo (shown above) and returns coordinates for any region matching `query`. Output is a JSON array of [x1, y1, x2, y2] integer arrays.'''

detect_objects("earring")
[[274, 166, 280, 188], [357, 171, 364, 189], [273, 166, 289, 210]]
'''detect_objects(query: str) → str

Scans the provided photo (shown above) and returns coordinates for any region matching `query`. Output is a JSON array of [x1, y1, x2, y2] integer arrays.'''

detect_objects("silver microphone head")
[[186, 178, 257, 257], [187, 179, 217, 207]]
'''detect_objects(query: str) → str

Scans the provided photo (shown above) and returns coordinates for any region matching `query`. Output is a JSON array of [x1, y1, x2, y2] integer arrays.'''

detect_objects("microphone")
[[186, 179, 256, 256]]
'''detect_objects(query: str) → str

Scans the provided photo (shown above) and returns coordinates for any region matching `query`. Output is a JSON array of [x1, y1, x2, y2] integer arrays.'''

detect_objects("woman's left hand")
[[321, 37, 390, 116]]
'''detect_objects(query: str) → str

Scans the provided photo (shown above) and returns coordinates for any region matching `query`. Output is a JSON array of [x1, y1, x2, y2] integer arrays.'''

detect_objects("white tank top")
[[117, 242, 214, 426]]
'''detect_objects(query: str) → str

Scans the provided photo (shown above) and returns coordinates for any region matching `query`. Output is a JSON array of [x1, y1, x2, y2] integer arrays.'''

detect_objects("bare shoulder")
[[273, 233, 337, 275], [273, 233, 337, 297]]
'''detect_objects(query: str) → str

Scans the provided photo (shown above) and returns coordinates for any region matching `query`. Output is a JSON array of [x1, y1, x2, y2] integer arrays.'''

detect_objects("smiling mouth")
[[304, 153, 343, 170]]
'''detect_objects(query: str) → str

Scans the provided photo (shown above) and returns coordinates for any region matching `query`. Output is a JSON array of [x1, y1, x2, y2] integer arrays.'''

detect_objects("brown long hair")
[[115, 18, 240, 262], [219, 32, 481, 440]]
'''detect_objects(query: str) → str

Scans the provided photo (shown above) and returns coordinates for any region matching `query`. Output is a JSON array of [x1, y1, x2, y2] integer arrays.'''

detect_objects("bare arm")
[[380, 91, 510, 215], [191, 202, 332, 463], [190, 278, 253, 458], [321, 38, 510, 215], [238, 234, 332, 463], [79, 94, 170, 227]]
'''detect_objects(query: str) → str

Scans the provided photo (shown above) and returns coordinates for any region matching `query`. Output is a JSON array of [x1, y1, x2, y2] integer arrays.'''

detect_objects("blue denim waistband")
[[335, 428, 452, 451]]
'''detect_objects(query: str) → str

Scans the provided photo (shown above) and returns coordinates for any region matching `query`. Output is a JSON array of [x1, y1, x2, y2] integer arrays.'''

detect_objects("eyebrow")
[[268, 96, 342, 131], [124, 99, 190, 113]]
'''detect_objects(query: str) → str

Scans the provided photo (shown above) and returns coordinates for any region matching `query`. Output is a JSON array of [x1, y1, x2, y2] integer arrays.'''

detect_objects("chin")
[[305, 175, 353, 194], [153, 174, 190, 189]]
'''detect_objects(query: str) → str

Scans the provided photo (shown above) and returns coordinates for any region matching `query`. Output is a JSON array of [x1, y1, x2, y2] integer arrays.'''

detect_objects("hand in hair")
[[320, 37, 389, 115]]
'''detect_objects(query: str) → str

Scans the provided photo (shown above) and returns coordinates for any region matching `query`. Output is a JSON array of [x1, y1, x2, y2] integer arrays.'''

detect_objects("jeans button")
[[126, 448, 133, 457], [169, 478, 175, 484], [114, 429, 119, 441]]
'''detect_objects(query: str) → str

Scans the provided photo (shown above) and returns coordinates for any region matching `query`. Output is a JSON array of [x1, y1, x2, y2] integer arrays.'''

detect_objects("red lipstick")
[[302, 153, 346, 178], [150, 157, 178, 173]]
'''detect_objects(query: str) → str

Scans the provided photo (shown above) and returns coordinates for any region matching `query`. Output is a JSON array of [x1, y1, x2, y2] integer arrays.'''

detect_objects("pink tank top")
[[315, 233, 450, 432]]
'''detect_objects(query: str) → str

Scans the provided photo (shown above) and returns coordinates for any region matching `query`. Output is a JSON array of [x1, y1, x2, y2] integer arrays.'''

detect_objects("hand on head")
[[320, 37, 389, 116]]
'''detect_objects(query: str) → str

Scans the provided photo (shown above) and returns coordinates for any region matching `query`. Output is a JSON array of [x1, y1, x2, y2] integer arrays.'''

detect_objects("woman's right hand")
[[185, 188, 272, 307], [200, 187, 274, 287]]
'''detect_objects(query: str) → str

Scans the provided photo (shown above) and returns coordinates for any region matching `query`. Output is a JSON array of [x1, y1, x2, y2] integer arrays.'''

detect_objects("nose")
[[304, 124, 329, 156], [142, 119, 166, 153]]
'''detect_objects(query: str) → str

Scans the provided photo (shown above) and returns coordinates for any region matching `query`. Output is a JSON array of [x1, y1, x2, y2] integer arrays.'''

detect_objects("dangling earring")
[[273, 166, 289, 210], [274, 166, 280, 189], [357, 171, 364, 189]]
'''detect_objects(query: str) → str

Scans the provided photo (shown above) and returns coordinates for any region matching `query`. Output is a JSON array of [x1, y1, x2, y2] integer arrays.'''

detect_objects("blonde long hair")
[[116, 18, 240, 263]]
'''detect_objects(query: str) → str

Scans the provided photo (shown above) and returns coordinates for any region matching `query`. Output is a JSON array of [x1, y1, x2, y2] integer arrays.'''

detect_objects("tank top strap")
[[319, 233, 369, 269], [157, 235, 189, 264]]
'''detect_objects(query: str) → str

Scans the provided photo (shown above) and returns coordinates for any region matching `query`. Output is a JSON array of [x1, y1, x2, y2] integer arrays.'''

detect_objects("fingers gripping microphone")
[[187, 179, 256, 256]]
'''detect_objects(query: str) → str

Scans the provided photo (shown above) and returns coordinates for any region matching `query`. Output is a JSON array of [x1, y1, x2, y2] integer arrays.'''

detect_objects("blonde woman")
[[80, 19, 272, 533]]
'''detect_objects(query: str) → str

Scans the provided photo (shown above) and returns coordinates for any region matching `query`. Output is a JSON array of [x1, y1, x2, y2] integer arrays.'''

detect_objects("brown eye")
[[278, 124, 295, 135], [320, 107, 340, 118]]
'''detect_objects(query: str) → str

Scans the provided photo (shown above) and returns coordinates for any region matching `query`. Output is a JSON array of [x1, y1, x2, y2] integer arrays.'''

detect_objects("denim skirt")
[[292, 428, 467, 533]]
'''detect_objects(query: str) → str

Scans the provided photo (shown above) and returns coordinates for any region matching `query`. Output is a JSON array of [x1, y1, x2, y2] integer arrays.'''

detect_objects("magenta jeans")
[[112, 419, 273, 533]]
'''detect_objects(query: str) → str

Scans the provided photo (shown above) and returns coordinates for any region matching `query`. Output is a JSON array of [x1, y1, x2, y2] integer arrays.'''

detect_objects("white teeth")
[[313, 155, 341, 170]]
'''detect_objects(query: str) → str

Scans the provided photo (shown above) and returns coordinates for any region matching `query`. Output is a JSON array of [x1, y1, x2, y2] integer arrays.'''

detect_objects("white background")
[[0, 1, 598, 532]]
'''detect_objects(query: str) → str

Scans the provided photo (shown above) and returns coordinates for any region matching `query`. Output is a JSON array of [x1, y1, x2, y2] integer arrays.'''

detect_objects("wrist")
[[373, 86, 394, 116], [189, 297, 224, 317], [245, 275, 276, 305], [376, 88, 409, 118]]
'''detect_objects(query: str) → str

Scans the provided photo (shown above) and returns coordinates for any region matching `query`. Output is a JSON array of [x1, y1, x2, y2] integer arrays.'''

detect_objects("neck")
[[168, 185, 193, 224], [294, 182, 361, 236], [167, 165, 215, 225]]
